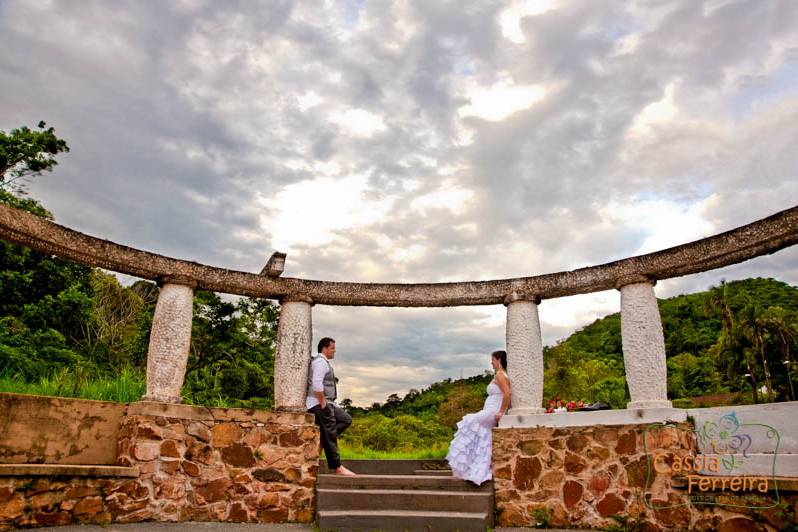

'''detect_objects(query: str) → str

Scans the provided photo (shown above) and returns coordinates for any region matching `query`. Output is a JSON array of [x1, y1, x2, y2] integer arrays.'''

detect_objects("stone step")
[[318, 473, 491, 491], [317, 509, 490, 532], [317, 488, 493, 513], [320, 459, 448, 475], [415, 468, 452, 476]]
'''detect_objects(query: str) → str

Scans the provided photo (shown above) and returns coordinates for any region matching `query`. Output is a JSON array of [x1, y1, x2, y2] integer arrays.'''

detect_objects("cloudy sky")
[[2, 0, 797, 405]]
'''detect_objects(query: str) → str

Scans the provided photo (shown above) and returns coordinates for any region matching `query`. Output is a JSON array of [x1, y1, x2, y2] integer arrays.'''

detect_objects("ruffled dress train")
[[446, 382, 504, 485]]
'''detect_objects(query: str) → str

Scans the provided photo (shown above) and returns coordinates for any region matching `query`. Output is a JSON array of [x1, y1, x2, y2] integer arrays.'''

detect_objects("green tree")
[[1, 121, 69, 193], [181, 292, 278, 408], [0, 190, 94, 379], [436, 384, 485, 429], [79, 271, 149, 369], [666, 352, 725, 399], [759, 306, 797, 401]]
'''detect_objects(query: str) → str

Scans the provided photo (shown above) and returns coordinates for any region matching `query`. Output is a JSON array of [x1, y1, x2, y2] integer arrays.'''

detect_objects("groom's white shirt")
[[306, 355, 331, 410]]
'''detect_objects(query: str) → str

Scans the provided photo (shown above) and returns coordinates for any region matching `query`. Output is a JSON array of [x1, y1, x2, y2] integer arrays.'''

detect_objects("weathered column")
[[274, 295, 314, 412], [618, 276, 672, 409], [504, 293, 545, 415], [142, 276, 196, 403]]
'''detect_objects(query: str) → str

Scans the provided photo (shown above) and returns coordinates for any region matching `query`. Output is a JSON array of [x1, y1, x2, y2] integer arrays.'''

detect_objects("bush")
[[672, 398, 694, 409], [341, 414, 452, 452]]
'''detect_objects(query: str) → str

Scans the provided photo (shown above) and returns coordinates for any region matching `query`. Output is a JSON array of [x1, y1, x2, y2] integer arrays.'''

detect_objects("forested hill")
[[363, 277, 798, 416]]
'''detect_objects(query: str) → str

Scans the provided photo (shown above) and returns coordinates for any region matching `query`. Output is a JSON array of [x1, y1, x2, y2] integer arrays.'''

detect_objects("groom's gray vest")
[[307, 355, 337, 401]]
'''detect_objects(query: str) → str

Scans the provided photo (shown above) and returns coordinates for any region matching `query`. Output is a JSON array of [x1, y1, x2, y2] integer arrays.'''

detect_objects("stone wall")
[[493, 423, 797, 531], [0, 398, 318, 529]]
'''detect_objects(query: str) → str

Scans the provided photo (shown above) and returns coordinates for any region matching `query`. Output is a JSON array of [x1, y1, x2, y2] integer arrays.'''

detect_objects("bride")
[[446, 350, 511, 485]]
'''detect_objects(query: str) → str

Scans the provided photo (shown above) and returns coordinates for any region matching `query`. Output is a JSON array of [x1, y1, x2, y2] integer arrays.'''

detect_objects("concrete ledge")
[[127, 401, 314, 424], [497, 407, 687, 428], [688, 401, 798, 454], [0, 464, 139, 477]]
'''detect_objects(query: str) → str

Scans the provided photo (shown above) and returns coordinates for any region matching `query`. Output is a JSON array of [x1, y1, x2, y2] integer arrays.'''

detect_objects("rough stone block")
[[73, 496, 104, 516], [563, 480, 584, 508], [517, 439, 543, 455], [513, 456, 542, 490], [181, 460, 201, 477], [220, 443, 255, 467], [160, 439, 181, 458], [186, 421, 211, 442], [33, 511, 71, 526], [596, 493, 626, 517], [132, 441, 160, 461], [211, 423, 241, 447]]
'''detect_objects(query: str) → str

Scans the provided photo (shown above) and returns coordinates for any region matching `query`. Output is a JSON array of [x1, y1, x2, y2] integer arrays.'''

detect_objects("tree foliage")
[[0, 121, 69, 193]]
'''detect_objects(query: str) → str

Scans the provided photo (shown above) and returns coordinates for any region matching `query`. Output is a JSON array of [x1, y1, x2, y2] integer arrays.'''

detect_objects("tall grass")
[[339, 445, 449, 460], [0, 367, 145, 403]]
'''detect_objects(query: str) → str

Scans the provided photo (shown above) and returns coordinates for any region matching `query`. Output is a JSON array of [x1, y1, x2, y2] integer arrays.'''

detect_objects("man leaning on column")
[[306, 337, 356, 476]]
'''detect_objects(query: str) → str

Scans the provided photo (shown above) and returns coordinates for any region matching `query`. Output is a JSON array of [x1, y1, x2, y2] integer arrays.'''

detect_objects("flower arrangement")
[[545, 397, 585, 413]]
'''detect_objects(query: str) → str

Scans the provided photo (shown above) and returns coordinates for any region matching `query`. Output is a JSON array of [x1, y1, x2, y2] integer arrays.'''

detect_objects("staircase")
[[316, 459, 493, 532]]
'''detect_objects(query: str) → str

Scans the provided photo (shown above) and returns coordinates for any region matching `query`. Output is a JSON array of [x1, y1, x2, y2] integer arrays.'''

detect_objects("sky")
[[2, 0, 798, 406]]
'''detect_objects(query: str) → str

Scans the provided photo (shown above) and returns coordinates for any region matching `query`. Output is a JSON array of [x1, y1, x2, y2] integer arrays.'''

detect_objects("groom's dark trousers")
[[308, 403, 352, 470]]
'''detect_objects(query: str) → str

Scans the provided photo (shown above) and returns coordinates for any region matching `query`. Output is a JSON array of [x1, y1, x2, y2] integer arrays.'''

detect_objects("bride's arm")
[[494, 372, 512, 423]]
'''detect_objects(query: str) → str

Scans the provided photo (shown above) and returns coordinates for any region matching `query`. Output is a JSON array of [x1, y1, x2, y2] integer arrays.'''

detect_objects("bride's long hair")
[[491, 350, 507, 371]]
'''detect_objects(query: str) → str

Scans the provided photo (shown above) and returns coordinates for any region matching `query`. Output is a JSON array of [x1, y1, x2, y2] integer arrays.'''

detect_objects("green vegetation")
[[2, 122, 798, 456], [0, 123, 279, 409], [0, 367, 145, 403], [338, 447, 448, 460], [540, 277, 798, 408]]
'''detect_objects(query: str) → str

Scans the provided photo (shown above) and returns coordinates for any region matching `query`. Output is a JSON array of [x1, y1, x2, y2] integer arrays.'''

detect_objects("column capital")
[[279, 294, 315, 305], [615, 274, 656, 290], [503, 292, 541, 306], [158, 274, 198, 289]]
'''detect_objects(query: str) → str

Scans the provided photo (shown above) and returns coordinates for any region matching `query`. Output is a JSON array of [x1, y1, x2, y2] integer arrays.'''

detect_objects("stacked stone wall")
[[0, 400, 318, 529], [493, 423, 797, 531]]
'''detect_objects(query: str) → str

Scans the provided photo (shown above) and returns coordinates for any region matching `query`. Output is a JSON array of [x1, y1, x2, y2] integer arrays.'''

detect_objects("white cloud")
[[410, 185, 474, 214], [328, 108, 387, 137], [612, 33, 641, 56], [296, 91, 323, 112], [629, 82, 679, 137], [600, 196, 716, 255], [459, 79, 547, 121], [259, 175, 395, 251], [499, 0, 559, 44]]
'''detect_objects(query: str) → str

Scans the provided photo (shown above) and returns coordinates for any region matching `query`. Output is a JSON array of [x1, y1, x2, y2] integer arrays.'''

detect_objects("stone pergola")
[[2, 203, 798, 423]]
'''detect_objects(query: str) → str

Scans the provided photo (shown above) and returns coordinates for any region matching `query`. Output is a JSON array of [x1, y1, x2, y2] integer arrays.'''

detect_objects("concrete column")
[[504, 293, 545, 415], [274, 295, 314, 412], [618, 277, 672, 409], [142, 277, 196, 403]]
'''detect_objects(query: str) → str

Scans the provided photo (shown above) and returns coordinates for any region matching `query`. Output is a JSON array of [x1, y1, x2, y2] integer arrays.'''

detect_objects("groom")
[[306, 337, 355, 476]]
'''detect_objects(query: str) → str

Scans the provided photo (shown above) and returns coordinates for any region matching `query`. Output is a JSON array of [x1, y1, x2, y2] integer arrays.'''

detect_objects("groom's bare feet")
[[335, 466, 356, 476]]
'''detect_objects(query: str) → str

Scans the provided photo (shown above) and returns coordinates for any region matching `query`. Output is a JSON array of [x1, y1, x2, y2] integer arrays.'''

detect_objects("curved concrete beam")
[[1, 203, 797, 307]]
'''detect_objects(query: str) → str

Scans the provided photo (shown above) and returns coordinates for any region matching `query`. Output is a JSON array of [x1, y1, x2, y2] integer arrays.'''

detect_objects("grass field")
[[338, 446, 448, 460], [0, 367, 145, 403]]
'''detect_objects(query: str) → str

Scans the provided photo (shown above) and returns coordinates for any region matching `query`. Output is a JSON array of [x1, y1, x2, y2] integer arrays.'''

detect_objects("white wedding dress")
[[446, 381, 504, 485]]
